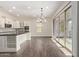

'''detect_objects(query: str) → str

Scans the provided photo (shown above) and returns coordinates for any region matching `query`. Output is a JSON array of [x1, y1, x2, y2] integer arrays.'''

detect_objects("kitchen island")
[[0, 27, 31, 52]]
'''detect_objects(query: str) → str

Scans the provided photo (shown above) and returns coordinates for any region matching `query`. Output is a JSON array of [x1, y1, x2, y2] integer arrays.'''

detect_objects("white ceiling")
[[0, 1, 66, 20]]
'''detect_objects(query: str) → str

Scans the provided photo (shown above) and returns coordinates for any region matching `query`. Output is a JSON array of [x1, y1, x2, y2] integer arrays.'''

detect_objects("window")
[[36, 23, 43, 32]]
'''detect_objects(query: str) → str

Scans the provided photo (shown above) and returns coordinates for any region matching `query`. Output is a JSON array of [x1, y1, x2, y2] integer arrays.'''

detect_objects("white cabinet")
[[0, 36, 16, 52], [16, 33, 31, 51], [7, 36, 16, 48], [0, 36, 7, 48]]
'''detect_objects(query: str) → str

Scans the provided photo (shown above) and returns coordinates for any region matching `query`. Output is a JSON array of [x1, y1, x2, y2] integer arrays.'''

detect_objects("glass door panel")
[[59, 12, 65, 46], [65, 7, 72, 51]]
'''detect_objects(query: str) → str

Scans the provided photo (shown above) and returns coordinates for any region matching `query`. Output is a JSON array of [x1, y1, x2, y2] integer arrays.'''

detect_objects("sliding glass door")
[[53, 6, 72, 52]]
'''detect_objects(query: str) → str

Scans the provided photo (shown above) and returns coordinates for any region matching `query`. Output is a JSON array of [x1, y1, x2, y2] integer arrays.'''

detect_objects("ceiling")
[[0, 1, 66, 20]]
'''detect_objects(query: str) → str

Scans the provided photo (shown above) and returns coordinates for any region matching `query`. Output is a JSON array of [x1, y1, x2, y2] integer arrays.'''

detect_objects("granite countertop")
[[0, 28, 29, 36]]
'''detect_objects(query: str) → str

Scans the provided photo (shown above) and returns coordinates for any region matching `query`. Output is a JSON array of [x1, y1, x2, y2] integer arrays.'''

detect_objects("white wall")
[[77, 2, 79, 57], [71, 2, 78, 57], [30, 18, 52, 37]]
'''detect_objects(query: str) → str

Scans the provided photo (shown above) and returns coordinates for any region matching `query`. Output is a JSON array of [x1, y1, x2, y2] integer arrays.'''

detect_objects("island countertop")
[[0, 28, 29, 36]]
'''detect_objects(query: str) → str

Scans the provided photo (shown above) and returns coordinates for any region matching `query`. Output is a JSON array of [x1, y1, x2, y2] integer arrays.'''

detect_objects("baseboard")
[[31, 36, 52, 38]]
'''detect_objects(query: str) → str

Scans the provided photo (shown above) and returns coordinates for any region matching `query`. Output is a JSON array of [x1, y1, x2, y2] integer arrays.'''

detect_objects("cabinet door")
[[7, 36, 16, 48], [0, 36, 7, 48], [0, 36, 4, 48]]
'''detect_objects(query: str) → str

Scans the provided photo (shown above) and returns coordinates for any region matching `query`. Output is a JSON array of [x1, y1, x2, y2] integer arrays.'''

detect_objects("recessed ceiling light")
[[9, 9, 12, 12], [27, 6, 31, 9], [12, 6, 16, 9]]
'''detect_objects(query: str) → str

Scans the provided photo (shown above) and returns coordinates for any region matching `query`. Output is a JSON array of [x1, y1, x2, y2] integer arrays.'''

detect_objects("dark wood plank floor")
[[0, 37, 66, 57]]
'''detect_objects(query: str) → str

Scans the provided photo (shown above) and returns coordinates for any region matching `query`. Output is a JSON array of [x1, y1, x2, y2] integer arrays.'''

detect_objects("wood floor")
[[0, 37, 66, 57]]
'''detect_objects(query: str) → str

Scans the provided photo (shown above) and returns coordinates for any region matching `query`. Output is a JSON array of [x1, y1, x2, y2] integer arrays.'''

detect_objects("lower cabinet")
[[0, 36, 7, 48], [0, 36, 16, 52], [7, 36, 16, 48]]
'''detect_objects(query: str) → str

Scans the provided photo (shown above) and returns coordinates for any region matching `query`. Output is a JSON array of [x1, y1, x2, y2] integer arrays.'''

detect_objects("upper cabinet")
[[0, 16, 23, 28]]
